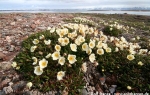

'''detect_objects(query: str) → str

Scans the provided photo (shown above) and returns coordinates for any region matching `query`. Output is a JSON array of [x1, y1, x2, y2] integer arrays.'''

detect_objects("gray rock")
[[109, 87, 115, 93], [3, 86, 13, 94], [12, 81, 26, 91], [81, 89, 88, 95], [0, 90, 5, 95], [0, 61, 12, 70], [9, 45, 15, 52]]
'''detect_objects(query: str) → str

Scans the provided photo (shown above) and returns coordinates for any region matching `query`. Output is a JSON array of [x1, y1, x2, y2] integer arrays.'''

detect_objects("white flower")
[[47, 27, 51, 30], [58, 57, 65, 65], [30, 46, 37, 52], [127, 54, 135, 61], [50, 27, 55, 33], [34, 66, 43, 75], [52, 51, 60, 60], [75, 38, 81, 46], [88, 27, 94, 34], [96, 41, 103, 48], [105, 47, 112, 53], [33, 39, 39, 44], [81, 62, 87, 73], [58, 38, 65, 46], [127, 86, 132, 90], [63, 37, 69, 45], [110, 27, 113, 31], [32, 57, 38, 65], [44, 39, 51, 45], [89, 40, 95, 49], [45, 53, 51, 58], [26, 82, 32, 89], [86, 48, 92, 55], [57, 71, 65, 80], [55, 44, 61, 51], [12, 62, 17, 68], [16, 66, 20, 70], [139, 49, 148, 55], [39, 35, 45, 40], [97, 49, 104, 55], [67, 54, 77, 64], [39, 58, 48, 69], [82, 43, 88, 51], [78, 36, 85, 43], [89, 53, 95, 63], [138, 61, 144, 66], [115, 47, 119, 52], [70, 43, 77, 52]]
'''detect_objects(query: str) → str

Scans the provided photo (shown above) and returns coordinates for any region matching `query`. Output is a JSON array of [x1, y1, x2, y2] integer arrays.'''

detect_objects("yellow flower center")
[[55, 53, 59, 58], [41, 61, 46, 66]]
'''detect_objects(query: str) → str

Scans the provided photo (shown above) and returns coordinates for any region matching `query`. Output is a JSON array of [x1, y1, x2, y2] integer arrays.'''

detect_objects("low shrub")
[[102, 25, 122, 37], [12, 22, 150, 94]]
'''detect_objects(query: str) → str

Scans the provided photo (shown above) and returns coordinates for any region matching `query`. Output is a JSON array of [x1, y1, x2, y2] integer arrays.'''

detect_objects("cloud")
[[0, 0, 150, 10]]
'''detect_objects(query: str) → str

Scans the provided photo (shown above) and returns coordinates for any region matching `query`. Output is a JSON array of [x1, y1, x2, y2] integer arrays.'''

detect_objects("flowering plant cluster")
[[69, 17, 98, 27], [13, 22, 150, 93]]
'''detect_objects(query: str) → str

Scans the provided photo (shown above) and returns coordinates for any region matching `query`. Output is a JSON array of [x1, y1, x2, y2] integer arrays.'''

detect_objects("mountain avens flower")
[[44, 39, 51, 45], [127, 54, 135, 61], [67, 54, 77, 64], [33, 39, 39, 44], [12, 62, 17, 68], [55, 44, 61, 51], [58, 57, 65, 65], [39, 58, 48, 69], [26, 82, 32, 89], [34, 66, 43, 75], [57, 71, 65, 80], [30, 46, 37, 52], [127, 86, 132, 90], [97, 48, 104, 55], [32, 57, 38, 65], [89, 53, 95, 63], [70, 43, 77, 52], [52, 51, 60, 60]]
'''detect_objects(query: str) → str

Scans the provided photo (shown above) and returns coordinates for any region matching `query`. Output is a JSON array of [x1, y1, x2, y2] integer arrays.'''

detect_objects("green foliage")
[[96, 46, 150, 92], [13, 20, 150, 94], [13, 30, 85, 94], [102, 26, 122, 37]]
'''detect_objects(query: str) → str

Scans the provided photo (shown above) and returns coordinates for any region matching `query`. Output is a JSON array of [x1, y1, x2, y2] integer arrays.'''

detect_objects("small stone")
[[10, 22, 15, 26], [0, 90, 5, 95], [81, 89, 88, 95], [8, 45, 14, 52], [99, 76, 106, 85], [0, 61, 12, 70], [12, 81, 26, 91], [111, 85, 117, 88], [3, 86, 13, 94], [6, 36, 11, 43], [0, 78, 11, 89], [109, 87, 115, 93], [0, 52, 5, 60], [31, 24, 36, 29]]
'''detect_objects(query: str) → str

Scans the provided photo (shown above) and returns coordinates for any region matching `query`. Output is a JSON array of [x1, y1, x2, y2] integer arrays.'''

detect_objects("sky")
[[0, 0, 150, 10]]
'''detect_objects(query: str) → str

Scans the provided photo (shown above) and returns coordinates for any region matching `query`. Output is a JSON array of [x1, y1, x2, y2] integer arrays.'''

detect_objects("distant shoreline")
[[0, 10, 150, 16]]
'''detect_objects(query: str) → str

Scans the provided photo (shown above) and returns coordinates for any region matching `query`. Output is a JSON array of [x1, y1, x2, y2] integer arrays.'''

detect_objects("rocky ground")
[[0, 13, 150, 95]]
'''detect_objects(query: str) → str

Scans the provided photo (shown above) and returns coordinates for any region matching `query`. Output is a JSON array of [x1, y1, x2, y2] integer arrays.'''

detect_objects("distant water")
[[0, 10, 150, 16]]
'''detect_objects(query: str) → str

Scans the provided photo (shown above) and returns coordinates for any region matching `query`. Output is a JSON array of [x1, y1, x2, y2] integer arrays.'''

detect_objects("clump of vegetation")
[[64, 17, 98, 27], [102, 25, 122, 37], [12, 21, 150, 94]]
